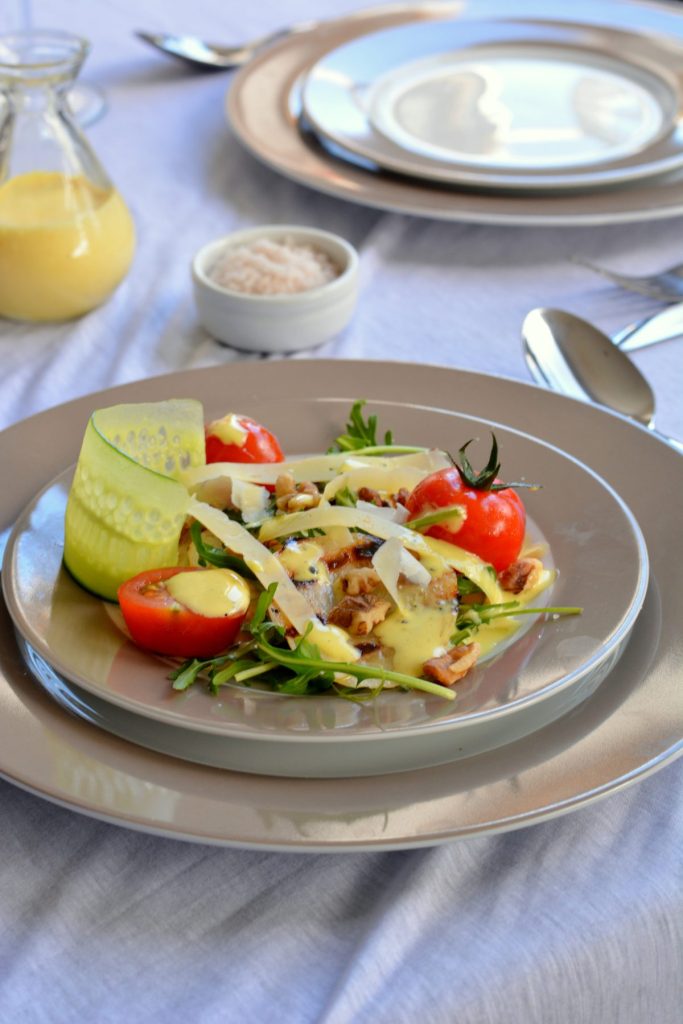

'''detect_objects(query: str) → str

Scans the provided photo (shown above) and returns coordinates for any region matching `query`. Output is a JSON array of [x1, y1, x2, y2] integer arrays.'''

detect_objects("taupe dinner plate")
[[227, 0, 683, 225], [0, 361, 680, 849]]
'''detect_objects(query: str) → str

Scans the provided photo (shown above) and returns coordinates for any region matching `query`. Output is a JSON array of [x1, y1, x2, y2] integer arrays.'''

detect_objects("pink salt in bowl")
[[191, 224, 359, 352]]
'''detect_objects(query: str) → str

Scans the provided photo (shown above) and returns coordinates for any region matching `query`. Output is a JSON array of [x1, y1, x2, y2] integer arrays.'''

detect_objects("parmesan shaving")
[[230, 478, 270, 524], [371, 537, 431, 611], [355, 500, 409, 522], [321, 465, 429, 504], [182, 449, 450, 490]]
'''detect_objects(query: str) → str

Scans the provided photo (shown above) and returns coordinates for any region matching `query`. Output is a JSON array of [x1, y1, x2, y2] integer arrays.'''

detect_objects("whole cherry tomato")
[[406, 435, 527, 574], [118, 567, 250, 658], [205, 413, 284, 464]]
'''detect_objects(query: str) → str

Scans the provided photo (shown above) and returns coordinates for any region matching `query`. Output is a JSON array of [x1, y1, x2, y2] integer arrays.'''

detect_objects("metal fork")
[[572, 255, 683, 303]]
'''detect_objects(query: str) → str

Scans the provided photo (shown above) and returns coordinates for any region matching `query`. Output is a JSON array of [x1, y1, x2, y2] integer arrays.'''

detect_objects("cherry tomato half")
[[117, 567, 250, 658], [205, 413, 284, 464], [406, 467, 526, 574]]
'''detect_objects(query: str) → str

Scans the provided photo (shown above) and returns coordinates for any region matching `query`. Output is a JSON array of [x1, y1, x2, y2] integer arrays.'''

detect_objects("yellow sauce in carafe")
[[0, 170, 135, 321]]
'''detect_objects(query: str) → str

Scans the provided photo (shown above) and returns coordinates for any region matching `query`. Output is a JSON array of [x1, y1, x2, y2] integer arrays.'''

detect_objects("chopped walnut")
[[328, 594, 391, 636], [358, 486, 385, 507], [423, 642, 481, 687], [339, 565, 381, 595], [425, 569, 459, 606], [498, 557, 543, 595], [275, 474, 321, 512]]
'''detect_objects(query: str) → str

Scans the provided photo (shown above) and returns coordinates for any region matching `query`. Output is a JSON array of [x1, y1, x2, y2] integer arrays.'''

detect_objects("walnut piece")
[[425, 569, 459, 606], [498, 557, 543, 595], [423, 642, 481, 686], [274, 474, 321, 512], [328, 593, 391, 636], [339, 566, 381, 596]]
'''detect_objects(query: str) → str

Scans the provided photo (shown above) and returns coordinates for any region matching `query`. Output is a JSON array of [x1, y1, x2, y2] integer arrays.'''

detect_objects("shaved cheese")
[[321, 465, 433, 504], [356, 500, 409, 523], [230, 478, 270, 524], [372, 537, 431, 611], [182, 449, 450, 490], [259, 503, 435, 554]]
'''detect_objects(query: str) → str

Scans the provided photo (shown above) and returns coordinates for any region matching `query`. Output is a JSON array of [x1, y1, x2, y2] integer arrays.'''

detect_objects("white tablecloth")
[[1, 1, 681, 1021]]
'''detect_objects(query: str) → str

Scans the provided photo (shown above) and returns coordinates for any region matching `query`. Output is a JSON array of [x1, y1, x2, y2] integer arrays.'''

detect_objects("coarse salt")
[[209, 235, 341, 296]]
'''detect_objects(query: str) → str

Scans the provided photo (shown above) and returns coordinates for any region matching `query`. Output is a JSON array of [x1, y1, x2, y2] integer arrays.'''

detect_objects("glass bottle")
[[0, 31, 135, 321]]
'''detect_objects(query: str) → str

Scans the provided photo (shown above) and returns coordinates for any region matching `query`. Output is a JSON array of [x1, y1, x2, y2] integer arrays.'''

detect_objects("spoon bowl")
[[522, 307, 683, 453]]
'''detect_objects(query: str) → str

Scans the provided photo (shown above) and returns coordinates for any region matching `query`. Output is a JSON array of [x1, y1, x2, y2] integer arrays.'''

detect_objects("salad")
[[63, 399, 580, 702]]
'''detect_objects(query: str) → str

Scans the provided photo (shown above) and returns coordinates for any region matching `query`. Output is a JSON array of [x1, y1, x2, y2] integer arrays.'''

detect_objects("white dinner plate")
[[228, 0, 683, 225], [0, 361, 680, 850], [2, 404, 647, 777], [302, 17, 683, 190]]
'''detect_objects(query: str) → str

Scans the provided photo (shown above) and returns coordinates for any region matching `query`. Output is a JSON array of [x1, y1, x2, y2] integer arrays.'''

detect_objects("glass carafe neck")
[[0, 30, 110, 189], [0, 31, 88, 94]]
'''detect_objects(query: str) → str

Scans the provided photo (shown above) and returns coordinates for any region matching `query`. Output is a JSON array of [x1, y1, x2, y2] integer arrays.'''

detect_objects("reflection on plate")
[[3, 403, 647, 777], [0, 362, 680, 848], [303, 18, 683, 190], [228, 1, 683, 224]]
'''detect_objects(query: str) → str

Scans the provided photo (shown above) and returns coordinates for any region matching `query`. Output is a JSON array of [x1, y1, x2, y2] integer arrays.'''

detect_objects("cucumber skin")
[[63, 400, 205, 601], [63, 488, 185, 601]]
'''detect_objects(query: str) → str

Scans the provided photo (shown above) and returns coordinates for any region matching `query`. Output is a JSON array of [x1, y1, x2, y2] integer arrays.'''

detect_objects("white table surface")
[[0, 1, 681, 1021]]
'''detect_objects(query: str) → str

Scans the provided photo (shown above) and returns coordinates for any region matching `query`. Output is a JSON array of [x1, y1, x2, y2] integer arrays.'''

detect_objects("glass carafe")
[[0, 31, 135, 321]]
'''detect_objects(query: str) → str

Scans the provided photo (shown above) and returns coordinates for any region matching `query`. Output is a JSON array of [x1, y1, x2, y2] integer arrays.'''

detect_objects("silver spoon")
[[134, 26, 308, 70], [522, 307, 683, 454]]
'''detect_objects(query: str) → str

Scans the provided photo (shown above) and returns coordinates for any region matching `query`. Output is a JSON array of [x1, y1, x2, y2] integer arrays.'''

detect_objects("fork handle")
[[615, 303, 683, 352]]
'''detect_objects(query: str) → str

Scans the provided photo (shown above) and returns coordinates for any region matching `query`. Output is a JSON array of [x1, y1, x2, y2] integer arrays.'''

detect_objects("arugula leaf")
[[451, 601, 583, 646], [327, 400, 393, 452], [190, 521, 257, 579]]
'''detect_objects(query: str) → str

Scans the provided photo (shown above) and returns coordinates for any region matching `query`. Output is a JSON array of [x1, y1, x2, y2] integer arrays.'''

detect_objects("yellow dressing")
[[207, 413, 248, 447], [0, 171, 135, 321], [374, 594, 455, 677], [278, 540, 329, 582], [308, 622, 361, 663], [165, 569, 250, 618]]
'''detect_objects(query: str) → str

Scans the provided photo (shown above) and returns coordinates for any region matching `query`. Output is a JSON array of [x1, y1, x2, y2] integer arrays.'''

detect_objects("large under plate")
[[0, 361, 679, 849]]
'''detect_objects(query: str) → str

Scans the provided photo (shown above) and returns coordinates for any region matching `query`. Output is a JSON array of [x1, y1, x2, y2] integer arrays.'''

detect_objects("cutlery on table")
[[571, 255, 683, 303], [134, 26, 308, 70], [611, 301, 683, 350], [521, 307, 683, 454]]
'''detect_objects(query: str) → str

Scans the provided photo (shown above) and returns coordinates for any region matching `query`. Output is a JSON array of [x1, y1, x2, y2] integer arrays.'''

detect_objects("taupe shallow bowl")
[[3, 382, 647, 778], [0, 361, 679, 849]]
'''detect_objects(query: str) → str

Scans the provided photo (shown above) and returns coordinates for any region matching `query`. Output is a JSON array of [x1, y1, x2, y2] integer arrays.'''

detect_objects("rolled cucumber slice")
[[63, 399, 205, 601]]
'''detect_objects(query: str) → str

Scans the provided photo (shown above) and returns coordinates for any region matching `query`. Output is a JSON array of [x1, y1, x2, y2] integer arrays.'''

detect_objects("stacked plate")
[[227, 2, 683, 224], [0, 363, 680, 849]]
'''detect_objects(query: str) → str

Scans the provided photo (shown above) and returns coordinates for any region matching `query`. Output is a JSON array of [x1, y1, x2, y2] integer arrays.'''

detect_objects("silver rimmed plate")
[[0, 362, 680, 850], [2, 396, 647, 777], [302, 17, 683, 190], [227, 0, 683, 225]]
